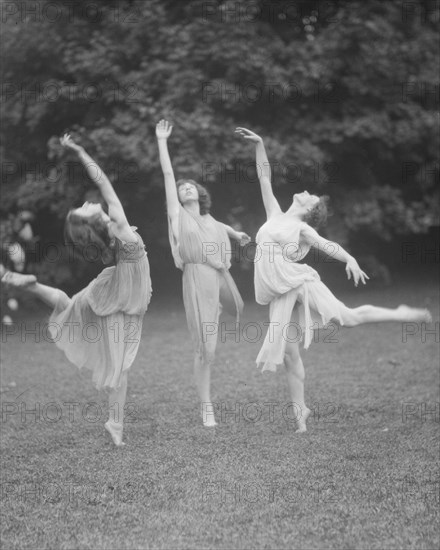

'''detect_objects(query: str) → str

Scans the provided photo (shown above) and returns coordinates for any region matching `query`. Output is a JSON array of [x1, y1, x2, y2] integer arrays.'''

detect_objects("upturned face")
[[178, 182, 199, 203], [292, 190, 319, 212]]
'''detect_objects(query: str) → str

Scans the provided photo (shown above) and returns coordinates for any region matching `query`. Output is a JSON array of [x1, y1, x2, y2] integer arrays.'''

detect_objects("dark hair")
[[304, 195, 330, 229], [64, 210, 114, 265], [176, 179, 211, 215]]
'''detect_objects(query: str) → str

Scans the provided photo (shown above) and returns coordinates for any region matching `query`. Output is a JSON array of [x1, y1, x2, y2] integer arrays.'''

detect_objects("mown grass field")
[[1, 281, 439, 550]]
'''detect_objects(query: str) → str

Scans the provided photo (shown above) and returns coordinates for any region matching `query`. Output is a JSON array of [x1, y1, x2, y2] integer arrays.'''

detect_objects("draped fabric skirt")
[[256, 268, 348, 372], [182, 263, 243, 360], [49, 259, 151, 390]]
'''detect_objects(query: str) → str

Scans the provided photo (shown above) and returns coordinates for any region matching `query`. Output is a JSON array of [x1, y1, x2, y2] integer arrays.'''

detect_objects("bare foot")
[[1, 271, 37, 287], [201, 402, 218, 427], [397, 305, 432, 323], [295, 407, 311, 433], [105, 421, 126, 447]]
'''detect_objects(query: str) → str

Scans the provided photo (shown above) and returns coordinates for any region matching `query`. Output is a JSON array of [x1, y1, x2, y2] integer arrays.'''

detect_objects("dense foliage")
[[1, 0, 438, 289]]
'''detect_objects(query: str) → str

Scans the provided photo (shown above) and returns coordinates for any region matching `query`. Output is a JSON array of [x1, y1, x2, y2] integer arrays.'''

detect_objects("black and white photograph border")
[[1, 1, 439, 549]]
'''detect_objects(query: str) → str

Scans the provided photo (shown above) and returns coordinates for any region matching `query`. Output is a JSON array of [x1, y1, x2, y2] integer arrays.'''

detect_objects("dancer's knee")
[[194, 348, 215, 369], [205, 351, 215, 368], [285, 341, 300, 360], [340, 307, 360, 327], [284, 344, 303, 376]]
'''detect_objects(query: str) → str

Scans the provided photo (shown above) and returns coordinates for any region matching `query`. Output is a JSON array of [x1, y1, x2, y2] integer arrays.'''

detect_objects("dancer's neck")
[[183, 200, 201, 216], [285, 204, 304, 222]]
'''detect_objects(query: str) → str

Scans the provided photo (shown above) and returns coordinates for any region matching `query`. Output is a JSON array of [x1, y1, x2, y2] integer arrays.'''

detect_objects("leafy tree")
[[1, 0, 438, 292]]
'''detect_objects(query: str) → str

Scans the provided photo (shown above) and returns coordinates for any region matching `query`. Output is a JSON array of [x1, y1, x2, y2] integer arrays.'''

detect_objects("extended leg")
[[341, 303, 432, 327], [105, 371, 128, 447], [284, 341, 310, 433], [2, 272, 70, 310]]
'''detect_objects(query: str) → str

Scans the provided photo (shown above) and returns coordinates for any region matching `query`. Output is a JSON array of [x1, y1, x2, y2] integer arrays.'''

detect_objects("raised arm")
[[156, 120, 180, 221], [235, 127, 282, 219], [60, 134, 129, 232], [301, 224, 369, 287]]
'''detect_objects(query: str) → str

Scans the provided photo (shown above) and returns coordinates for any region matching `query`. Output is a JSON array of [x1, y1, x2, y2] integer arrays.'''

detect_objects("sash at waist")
[[183, 262, 227, 271]]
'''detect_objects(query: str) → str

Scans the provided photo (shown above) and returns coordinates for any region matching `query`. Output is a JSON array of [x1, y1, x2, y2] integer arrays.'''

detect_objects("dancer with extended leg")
[[156, 120, 250, 427], [236, 127, 432, 432], [2, 134, 152, 446]]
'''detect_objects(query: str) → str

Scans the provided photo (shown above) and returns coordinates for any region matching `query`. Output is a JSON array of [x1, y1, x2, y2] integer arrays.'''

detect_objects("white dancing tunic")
[[254, 215, 347, 372], [168, 205, 243, 360]]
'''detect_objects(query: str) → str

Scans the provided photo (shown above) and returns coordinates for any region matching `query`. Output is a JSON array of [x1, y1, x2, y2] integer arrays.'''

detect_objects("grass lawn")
[[1, 281, 439, 550]]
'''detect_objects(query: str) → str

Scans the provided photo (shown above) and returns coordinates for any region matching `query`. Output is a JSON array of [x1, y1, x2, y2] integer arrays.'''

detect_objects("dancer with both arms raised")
[[236, 127, 432, 433], [2, 134, 152, 446]]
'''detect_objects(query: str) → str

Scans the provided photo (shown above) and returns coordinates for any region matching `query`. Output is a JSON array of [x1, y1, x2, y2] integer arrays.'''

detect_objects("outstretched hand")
[[60, 133, 83, 153], [156, 119, 173, 140], [345, 257, 369, 287], [235, 127, 262, 143], [236, 231, 251, 246]]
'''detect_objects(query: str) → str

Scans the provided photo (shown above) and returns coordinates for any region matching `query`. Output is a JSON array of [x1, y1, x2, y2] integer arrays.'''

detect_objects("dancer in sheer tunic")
[[236, 127, 432, 433], [156, 120, 250, 426], [2, 134, 152, 446]]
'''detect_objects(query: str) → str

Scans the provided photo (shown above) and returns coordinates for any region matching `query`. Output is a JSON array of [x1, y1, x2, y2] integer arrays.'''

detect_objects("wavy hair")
[[64, 210, 115, 265], [304, 195, 330, 230]]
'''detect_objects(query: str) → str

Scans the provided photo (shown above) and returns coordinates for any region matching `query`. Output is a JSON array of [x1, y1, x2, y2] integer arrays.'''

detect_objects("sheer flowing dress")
[[49, 229, 152, 389], [168, 205, 243, 359], [255, 216, 348, 372]]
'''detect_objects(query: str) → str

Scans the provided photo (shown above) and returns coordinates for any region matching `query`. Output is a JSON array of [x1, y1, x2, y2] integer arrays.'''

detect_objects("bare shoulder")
[[110, 220, 139, 244]]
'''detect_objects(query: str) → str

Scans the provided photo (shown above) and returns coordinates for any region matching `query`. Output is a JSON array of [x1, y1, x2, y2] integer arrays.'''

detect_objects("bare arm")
[[60, 134, 130, 231], [235, 127, 282, 219], [301, 224, 369, 286], [220, 223, 251, 246], [156, 120, 180, 218]]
